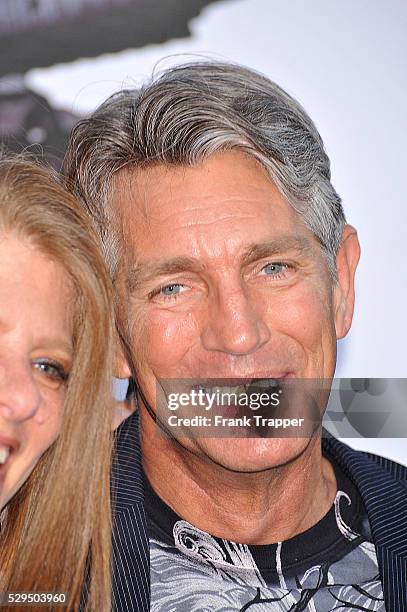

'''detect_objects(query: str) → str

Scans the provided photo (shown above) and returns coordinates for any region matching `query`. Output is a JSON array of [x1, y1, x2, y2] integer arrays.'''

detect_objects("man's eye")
[[260, 262, 290, 277], [161, 284, 184, 296], [149, 283, 187, 301], [33, 359, 69, 389]]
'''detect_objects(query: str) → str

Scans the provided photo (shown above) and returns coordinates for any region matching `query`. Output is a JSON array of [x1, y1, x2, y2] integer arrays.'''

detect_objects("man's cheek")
[[142, 310, 197, 370], [266, 284, 333, 347]]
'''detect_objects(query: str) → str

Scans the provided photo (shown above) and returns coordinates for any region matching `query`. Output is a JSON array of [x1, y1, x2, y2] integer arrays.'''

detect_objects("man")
[[64, 62, 407, 611]]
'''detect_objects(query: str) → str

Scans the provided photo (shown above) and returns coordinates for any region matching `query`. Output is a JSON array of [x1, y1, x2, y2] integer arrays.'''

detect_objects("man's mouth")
[[194, 377, 286, 396]]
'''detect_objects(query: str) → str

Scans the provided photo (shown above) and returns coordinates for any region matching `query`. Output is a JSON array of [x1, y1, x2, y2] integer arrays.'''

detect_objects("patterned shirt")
[[144, 458, 385, 611]]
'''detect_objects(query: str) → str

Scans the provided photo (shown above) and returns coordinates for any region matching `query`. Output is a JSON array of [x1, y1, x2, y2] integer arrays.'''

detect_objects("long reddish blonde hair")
[[0, 154, 114, 610]]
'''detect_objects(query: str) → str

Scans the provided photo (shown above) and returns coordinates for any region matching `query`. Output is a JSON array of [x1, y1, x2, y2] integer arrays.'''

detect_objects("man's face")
[[115, 150, 359, 471]]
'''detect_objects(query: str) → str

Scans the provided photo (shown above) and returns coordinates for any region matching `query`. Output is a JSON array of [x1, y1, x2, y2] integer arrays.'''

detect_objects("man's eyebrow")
[[241, 236, 315, 266], [126, 257, 205, 293], [126, 237, 315, 292]]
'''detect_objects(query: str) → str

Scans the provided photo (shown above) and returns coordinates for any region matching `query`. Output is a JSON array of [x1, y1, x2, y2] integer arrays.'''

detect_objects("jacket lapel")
[[111, 411, 150, 611], [323, 435, 407, 612]]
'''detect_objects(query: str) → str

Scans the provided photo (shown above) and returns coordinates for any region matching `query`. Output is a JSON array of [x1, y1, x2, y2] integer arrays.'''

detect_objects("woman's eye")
[[33, 360, 69, 389]]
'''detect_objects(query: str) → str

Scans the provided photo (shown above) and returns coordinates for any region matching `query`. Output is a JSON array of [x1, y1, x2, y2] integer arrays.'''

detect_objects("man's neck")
[[140, 413, 337, 545]]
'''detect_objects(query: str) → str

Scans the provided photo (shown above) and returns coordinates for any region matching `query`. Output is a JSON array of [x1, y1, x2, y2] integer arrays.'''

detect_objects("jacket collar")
[[112, 410, 145, 511], [323, 433, 407, 612]]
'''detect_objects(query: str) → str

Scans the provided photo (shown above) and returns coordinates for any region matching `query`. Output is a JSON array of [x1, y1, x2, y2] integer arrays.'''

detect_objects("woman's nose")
[[0, 357, 42, 422]]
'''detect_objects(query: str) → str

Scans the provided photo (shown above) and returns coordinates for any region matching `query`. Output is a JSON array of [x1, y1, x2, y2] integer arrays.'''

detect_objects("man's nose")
[[201, 285, 271, 355], [0, 357, 42, 422]]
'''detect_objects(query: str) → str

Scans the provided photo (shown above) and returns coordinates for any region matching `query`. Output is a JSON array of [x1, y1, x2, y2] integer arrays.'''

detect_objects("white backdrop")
[[25, 0, 407, 463]]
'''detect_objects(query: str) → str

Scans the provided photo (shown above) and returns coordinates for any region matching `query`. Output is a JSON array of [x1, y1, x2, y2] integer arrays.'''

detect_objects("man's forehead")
[[111, 152, 278, 218], [110, 156, 324, 270], [112, 166, 155, 222]]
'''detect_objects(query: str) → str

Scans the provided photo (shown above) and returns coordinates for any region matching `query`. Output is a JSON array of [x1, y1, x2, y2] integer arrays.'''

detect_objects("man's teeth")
[[198, 380, 281, 395], [198, 385, 248, 396], [195, 381, 282, 405], [0, 445, 10, 465], [247, 378, 281, 389]]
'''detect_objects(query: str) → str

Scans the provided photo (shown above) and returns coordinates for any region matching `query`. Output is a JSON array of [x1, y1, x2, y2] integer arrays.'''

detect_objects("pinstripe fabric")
[[323, 432, 407, 612], [111, 413, 407, 612], [111, 413, 150, 611]]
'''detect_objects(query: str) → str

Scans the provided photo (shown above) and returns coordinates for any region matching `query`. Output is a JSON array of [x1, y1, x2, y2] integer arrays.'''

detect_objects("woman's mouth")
[[0, 445, 12, 484], [0, 435, 19, 477], [0, 444, 11, 465]]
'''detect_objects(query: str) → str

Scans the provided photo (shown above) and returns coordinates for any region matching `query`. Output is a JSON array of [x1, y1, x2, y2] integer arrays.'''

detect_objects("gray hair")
[[63, 61, 346, 281]]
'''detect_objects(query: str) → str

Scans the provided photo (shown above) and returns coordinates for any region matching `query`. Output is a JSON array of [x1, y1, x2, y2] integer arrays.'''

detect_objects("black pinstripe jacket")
[[111, 412, 407, 612]]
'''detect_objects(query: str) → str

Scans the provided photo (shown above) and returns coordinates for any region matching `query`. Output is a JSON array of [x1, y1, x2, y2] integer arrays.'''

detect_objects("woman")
[[0, 155, 114, 610]]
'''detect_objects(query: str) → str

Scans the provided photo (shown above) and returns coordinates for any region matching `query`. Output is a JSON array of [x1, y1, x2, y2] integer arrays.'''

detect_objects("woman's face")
[[0, 234, 73, 510]]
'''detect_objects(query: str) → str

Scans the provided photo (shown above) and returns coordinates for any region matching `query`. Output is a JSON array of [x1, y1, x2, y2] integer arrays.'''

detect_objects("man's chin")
[[186, 436, 314, 473]]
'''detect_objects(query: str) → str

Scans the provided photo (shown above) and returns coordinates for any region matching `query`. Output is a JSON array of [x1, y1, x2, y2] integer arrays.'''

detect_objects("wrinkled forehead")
[[110, 154, 324, 270], [110, 165, 166, 253]]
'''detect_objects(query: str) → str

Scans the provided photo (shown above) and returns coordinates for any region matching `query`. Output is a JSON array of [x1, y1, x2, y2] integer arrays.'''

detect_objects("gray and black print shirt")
[[144, 457, 385, 611]]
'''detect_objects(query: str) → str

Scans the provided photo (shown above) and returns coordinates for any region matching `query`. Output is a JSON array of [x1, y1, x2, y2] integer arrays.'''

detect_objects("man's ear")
[[115, 335, 132, 379], [333, 225, 361, 339]]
